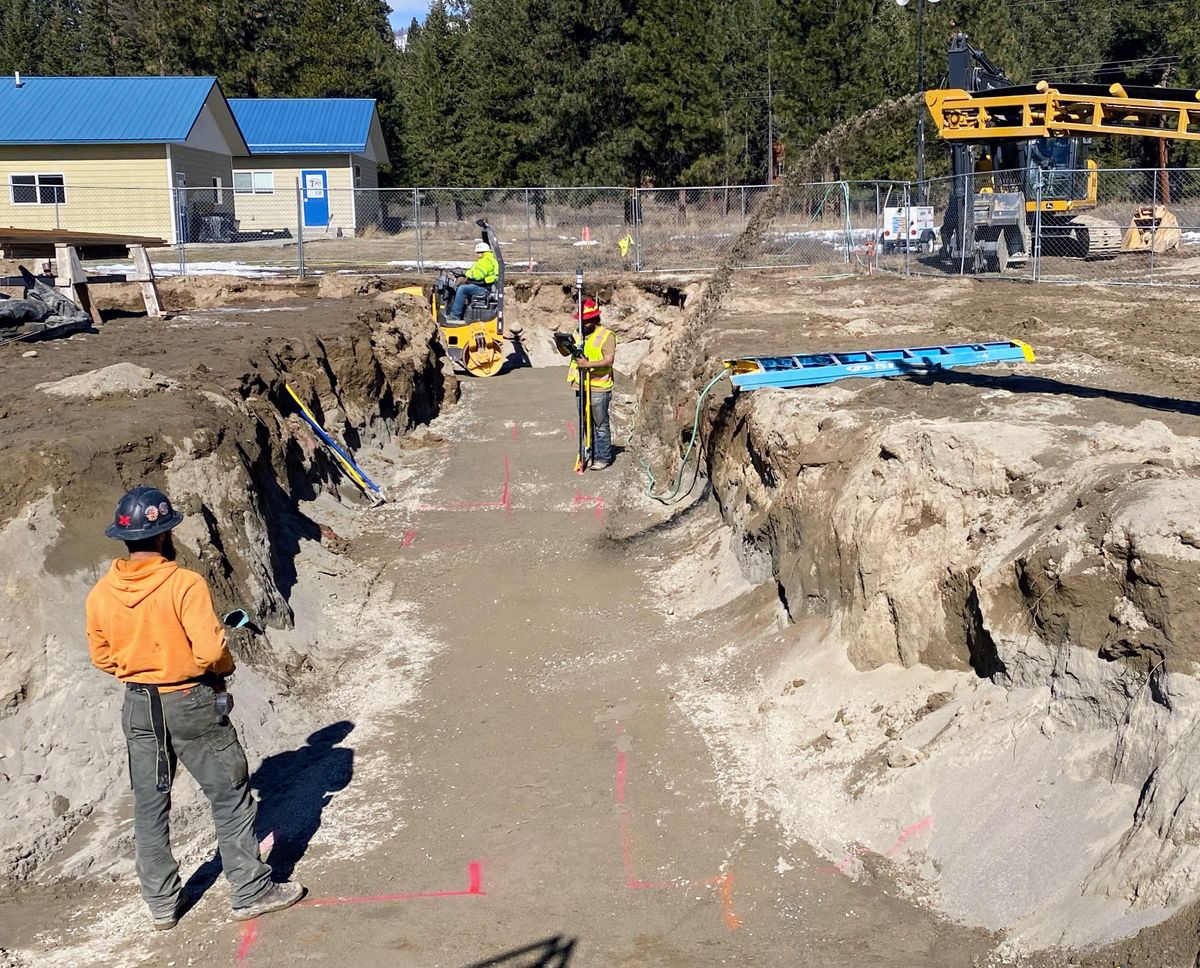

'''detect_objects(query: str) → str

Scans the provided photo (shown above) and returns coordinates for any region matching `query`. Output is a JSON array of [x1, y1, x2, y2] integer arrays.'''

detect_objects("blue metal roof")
[[0, 76, 219, 143], [229, 98, 378, 154]]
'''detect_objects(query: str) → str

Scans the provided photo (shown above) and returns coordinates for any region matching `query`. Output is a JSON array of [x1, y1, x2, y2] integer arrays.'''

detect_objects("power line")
[[1031, 56, 1180, 74]]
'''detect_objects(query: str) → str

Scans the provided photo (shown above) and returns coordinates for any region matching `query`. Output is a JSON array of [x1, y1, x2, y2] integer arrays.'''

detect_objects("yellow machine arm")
[[927, 81, 1200, 142]]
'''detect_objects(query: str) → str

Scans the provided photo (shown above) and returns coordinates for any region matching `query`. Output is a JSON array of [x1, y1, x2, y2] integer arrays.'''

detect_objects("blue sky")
[[389, 2, 431, 29]]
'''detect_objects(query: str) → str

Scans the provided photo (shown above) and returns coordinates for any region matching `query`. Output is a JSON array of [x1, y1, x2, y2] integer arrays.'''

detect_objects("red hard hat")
[[574, 298, 601, 322]]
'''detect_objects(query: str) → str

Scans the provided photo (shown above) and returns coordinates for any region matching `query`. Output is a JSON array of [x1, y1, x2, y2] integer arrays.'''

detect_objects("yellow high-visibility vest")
[[466, 250, 499, 285], [567, 325, 615, 390]]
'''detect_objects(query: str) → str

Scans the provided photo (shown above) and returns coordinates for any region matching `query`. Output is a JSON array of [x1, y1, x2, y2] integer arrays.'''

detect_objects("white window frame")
[[10, 173, 66, 206], [233, 170, 274, 195]]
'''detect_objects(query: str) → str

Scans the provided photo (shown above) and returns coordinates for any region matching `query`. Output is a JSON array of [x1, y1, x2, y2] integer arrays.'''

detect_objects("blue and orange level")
[[724, 340, 1035, 391]]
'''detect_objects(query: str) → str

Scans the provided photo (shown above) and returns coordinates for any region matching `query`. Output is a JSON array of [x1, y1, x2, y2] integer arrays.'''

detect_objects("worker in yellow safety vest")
[[567, 298, 617, 470], [447, 242, 500, 321]]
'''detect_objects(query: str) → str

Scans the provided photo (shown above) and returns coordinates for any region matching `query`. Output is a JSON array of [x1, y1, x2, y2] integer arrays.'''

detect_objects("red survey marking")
[[573, 492, 605, 522], [304, 860, 486, 907], [566, 420, 577, 438], [401, 528, 417, 547], [612, 723, 741, 928], [417, 458, 512, 513], [885, 815, 935, 857], [510, 423, 519, 440], [235, 921, 259, 963], [818, 815, 935, 874], [234, 864, 486, 963]]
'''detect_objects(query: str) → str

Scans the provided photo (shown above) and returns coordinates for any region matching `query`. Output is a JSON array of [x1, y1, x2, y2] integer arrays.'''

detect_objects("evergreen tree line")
[[2, 0, 1198, 186]]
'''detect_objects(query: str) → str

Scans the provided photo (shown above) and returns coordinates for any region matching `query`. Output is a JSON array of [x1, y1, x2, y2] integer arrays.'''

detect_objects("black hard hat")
[[104, 486, 184, 541]]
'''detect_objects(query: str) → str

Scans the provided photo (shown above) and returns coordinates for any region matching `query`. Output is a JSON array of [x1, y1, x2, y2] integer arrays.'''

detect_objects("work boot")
[[152, 897, 183, 931], [590, 460, 612, 471], [231, 881, 305, 921], [152, 912, 179, 931]]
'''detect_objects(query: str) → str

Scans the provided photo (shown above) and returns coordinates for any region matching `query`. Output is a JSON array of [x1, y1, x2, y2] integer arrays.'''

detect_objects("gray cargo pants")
[[122, 681, 272, 918]]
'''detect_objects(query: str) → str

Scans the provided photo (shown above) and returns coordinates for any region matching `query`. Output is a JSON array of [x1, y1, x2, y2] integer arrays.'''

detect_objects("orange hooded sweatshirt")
[[86, 555, 234, 691]]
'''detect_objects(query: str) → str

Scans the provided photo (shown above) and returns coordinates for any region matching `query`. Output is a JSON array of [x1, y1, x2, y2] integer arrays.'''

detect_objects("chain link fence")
[[8, 170, 1200, 286], [858, 168, 1200, 287]]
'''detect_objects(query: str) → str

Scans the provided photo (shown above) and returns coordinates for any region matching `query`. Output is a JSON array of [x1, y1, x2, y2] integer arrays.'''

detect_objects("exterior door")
[[301, 170, 329, 228]]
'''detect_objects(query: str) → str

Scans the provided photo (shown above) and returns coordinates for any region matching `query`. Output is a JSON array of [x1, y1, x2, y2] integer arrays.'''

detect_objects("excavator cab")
[[432, 218, 511, 378]]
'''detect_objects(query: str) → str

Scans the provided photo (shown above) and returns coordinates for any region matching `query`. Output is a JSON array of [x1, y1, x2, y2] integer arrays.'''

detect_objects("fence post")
[[903, 183, 911, 277], [412, 188, 423, 272], [174, 187, 186, 277], [1149, 168, 1158, 285], [633, 188, 643, 272], [524, 188, 533, 272], [1033, 175, 1043, 283], [874, 184, 881, 273], [841, 182, 852, 264], [295, 179, 305, 278]]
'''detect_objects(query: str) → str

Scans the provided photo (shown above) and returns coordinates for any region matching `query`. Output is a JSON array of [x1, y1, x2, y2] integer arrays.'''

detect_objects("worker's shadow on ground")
[[462, 935, 576, 968], [183, 721, 355, 898]]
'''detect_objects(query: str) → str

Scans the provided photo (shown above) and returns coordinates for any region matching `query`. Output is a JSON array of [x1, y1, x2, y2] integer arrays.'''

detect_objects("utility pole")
[[896, 0, 939, 198], [916, 0, 927, 185], [766, 33, 775, 185]]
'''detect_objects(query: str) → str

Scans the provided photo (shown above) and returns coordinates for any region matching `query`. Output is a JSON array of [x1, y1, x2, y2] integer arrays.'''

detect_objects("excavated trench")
[[8, 260, 1200, 965], [628, 269, 1200, 963], [0, 289, 457, 890], [0, 273, 691, 899]]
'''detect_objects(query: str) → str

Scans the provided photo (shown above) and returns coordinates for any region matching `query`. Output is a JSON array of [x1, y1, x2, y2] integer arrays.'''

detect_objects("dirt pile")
[[630, 271, 1200, 955], [0, 295, 453, 887], [503, 275, 698, 371]]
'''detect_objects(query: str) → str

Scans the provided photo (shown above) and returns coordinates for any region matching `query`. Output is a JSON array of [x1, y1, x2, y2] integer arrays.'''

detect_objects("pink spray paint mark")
[[235, 921, 259, 962], [818, 815, 935, 874], [510, 424, 519, 440], [500, 456, 512, 513], [304, 861, 486, 907], [418, 459, 513, 513], [885, 815, 935, 857], [573, 492, 605, 522], [611, 722, 736, 912], [566, 419, 577, 438], [401, 529, 416, 547]]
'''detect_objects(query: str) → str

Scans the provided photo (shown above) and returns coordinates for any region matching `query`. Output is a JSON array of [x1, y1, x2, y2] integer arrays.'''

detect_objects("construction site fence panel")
[[16, 172, 1200, 287]]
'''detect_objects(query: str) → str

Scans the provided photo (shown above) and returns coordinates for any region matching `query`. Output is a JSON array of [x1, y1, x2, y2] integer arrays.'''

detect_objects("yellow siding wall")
[[0, 144, 172, 240], [231, 154, 359, 238]]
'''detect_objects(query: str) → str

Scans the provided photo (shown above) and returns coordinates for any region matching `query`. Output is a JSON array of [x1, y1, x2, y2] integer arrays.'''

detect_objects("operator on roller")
[[86, 486, 304, 930], [567, 297, 617, 470], [446, 241, 500, 321]]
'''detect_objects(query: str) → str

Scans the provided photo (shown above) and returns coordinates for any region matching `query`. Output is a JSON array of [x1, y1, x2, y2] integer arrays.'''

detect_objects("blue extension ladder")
[[724, 340, 1035, 391]]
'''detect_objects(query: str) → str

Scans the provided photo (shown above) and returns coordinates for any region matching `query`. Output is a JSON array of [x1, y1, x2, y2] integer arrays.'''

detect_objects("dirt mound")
[[632, 271, 1200, 956], [36, 362, 178, 399], [0, 294, 453, 886]]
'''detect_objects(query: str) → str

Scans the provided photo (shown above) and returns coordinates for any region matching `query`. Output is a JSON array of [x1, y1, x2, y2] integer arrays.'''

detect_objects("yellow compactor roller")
[[430, 218, 511, 378]]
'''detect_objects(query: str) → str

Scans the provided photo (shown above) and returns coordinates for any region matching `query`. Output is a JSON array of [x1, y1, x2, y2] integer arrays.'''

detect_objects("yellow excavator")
[[924, 33, 1199, 272], [430, 218, 514, 377]]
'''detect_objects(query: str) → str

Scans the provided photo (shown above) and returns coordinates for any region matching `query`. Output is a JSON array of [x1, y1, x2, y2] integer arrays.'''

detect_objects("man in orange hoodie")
[[86, 486, 303, 930]]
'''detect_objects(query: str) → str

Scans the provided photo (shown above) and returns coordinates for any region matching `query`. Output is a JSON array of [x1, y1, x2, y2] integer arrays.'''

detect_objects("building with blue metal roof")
[[0, 76, 390, 245], [0, 75, 249, 245], [228, 98, 389, 238]]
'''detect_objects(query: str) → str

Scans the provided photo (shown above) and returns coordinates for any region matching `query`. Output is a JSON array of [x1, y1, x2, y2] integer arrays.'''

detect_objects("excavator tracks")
[[1067, 215, 1123, 260]]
